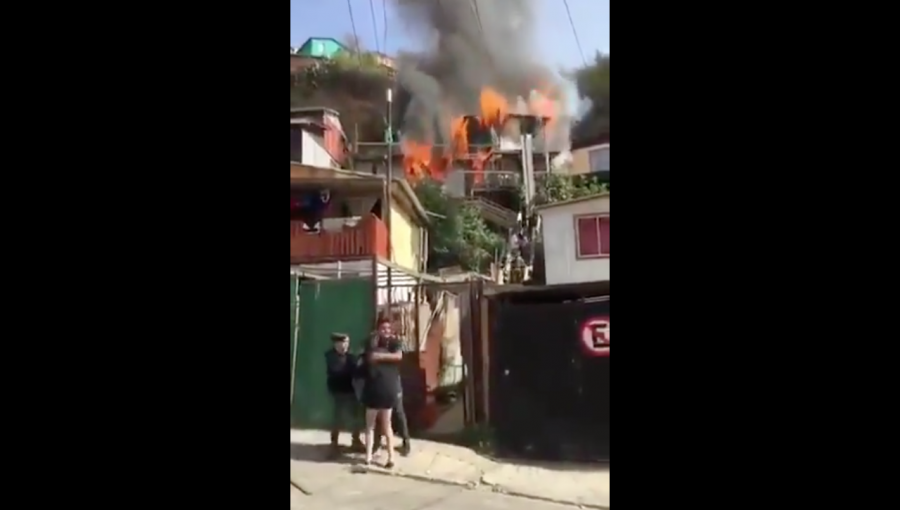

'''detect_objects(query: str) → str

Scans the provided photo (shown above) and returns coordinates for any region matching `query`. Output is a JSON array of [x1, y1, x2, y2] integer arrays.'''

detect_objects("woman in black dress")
[[361, 318, 403, 467]]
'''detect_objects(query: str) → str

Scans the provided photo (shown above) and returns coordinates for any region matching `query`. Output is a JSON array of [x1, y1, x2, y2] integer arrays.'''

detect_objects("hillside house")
[[568, 134, 610, 178], [290, 107, 348, 168], [290, 37, 397, 78], [536, 193, 610, 285], [350, 113, 559, 230], [290, 164, 430, 300]]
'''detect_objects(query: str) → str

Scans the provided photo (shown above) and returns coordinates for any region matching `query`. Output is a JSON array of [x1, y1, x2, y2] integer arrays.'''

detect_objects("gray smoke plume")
[[391, 0, 571, 153]]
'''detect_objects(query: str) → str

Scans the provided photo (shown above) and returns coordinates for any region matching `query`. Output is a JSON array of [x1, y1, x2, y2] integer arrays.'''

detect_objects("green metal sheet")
[[290, 279, 374, 429]]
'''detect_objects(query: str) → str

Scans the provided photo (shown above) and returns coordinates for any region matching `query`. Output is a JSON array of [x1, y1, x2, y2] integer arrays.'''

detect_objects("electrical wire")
[[346, 0, 364, 67], [368, 0, 381, 54], [469, 0, 486, 45], [381, 0, 388, 55], [562, 0, 587, 67]]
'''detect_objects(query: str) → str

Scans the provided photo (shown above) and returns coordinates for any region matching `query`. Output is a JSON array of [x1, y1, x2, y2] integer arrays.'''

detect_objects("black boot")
[[399, 439, 411, 457], [328, 432, 341, 459]]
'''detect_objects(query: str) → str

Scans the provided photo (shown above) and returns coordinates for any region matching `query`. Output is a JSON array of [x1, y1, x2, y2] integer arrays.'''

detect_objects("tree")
[[570, 53, 610, 144], [413, 179, 504, 273]]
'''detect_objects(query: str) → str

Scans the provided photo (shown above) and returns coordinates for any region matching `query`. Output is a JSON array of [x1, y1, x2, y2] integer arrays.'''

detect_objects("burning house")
[[350, 0, 572, 222]]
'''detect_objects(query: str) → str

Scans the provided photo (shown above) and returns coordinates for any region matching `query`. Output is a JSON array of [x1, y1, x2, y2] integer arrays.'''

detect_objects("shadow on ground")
[[487, 456, 610, 472], [290, 443, 362, 465]]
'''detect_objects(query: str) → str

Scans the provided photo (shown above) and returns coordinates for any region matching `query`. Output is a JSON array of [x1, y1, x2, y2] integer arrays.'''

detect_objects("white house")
[[289, 107, 346, 169], [536, 193, 609, 285], [569, 142, 610, 176]]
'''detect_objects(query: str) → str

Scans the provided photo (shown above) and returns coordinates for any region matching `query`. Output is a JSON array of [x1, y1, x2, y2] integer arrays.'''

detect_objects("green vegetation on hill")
[[290, 46, 394, 143]]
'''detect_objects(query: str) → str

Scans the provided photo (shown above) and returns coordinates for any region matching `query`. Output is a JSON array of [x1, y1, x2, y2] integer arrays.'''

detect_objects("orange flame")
[[401, 140, 432, 181], [529, 89, 558, 132], [450, 116, 470, 158], [400, 85, 559, 182], [479, 87, 509, 128], [401, 139, 450, 182], [472, 148, 493, 184]]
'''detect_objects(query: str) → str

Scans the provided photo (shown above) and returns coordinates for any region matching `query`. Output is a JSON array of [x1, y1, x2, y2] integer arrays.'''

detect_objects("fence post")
[[479, 280, 490, 424], [414, 277, 422, 351], [290, 279, 302, 407], [462, 279, 477, 426]]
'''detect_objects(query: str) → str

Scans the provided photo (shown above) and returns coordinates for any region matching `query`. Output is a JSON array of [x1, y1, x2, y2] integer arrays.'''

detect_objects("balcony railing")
[[290, 214, 388, 263]]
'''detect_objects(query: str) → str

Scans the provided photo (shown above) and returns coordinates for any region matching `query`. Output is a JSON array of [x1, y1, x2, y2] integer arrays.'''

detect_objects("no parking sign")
[[580, 317, 610, 357]]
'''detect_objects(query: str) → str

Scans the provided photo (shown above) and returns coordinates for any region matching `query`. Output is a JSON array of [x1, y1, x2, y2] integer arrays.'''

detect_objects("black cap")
[[330, 333, 349, 341]]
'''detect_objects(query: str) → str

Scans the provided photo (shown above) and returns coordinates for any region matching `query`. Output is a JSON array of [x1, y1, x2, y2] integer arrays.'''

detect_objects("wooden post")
[[479, 282, 490, 424]]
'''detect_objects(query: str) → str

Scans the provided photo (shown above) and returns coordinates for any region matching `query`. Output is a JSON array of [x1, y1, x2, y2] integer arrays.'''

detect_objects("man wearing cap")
[[324, 333, 363, 457]]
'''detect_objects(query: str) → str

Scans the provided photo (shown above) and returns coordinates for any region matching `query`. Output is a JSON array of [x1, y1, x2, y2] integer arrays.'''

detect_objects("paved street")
[[291, 429, 609, 509], [292, 472, 579, 510]]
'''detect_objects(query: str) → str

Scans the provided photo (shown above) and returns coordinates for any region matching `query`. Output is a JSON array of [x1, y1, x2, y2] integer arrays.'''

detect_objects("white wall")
[[539, 196, 610, 285], [300, 130, 335, 168]]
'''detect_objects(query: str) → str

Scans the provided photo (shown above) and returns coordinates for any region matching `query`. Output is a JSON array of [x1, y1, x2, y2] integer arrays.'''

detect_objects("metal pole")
[[289, 277, 301, 406], [522, 133, 537, 281], [543, 119, 551, 174], [414, 278, 421, 351], [385, 88, 394, 313]]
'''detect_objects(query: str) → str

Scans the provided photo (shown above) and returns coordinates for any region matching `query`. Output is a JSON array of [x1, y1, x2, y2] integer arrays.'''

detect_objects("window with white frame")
[[588, 146, 610, 173], [575, 214, 610, 258]]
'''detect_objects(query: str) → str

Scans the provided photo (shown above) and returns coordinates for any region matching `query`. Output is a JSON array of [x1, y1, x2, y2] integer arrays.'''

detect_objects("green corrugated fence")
[[290, 277, 374, 429]]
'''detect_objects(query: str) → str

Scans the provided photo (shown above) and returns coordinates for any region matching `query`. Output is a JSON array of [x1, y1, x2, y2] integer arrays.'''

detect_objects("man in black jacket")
[[324, 333, 363, 457]]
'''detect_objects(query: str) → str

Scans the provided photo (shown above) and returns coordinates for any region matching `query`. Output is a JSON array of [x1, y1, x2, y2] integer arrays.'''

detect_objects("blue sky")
[[290, 0, 609, 107]]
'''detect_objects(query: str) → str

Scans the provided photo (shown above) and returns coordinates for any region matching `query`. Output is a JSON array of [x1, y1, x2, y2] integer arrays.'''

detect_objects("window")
[[576, 215, 610, 258], [290, 127, 303, 162], [588, 146, 610, 173]]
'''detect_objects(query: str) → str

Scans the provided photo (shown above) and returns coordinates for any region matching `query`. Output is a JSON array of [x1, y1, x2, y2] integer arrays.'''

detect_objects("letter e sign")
[[580, 317, 610, 357]]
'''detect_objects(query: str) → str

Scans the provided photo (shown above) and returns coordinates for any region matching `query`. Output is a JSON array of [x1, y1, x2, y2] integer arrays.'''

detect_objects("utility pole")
[[518, 115, 540, 283], [543, 118, 551, 174], [385, 87, 394, 313]]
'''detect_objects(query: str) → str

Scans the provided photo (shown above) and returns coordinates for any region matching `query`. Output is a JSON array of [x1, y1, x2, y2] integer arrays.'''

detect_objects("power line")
[[368, 0, 381, 54], [381, 0, 388, 54], [469, 0, 486, 43], [468, 0, 495, 71], [345, 0, 364, 66], [561, 0, 587, 67]]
